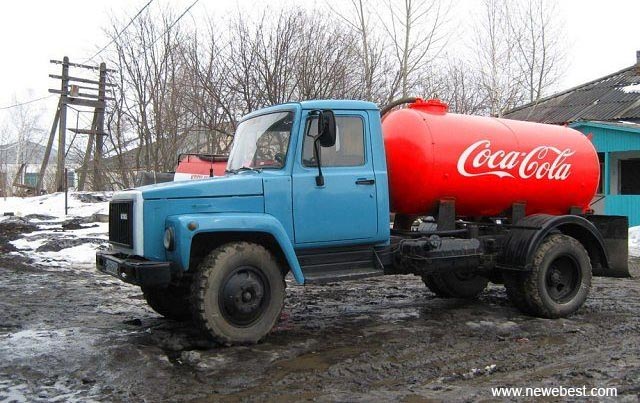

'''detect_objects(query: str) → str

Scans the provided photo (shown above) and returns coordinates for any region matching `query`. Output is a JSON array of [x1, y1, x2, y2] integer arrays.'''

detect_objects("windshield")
[[227, 111, 294, 171]]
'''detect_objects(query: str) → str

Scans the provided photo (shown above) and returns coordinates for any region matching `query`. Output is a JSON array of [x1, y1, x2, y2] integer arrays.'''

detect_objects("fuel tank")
[[382, 98, 600, 216]]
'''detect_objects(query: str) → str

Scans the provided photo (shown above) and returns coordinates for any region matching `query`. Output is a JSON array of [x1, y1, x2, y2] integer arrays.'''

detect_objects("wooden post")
[[55, 56, 69, 192], [77, 113, 97, 191], [48, 58, 114, 192], [35, 99, 61, 194], [64, 168, 68, 215], [93, 62, 107, 191]]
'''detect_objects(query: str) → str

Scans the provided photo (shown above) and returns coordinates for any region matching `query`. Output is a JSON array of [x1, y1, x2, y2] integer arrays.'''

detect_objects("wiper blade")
[[226, 166, 262, 174], [238, 166, 262, 172]]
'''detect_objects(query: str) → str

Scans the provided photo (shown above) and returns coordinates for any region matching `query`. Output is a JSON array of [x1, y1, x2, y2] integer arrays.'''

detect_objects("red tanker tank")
[[174, 154, 228, 181], [382, 98, 600, 217]]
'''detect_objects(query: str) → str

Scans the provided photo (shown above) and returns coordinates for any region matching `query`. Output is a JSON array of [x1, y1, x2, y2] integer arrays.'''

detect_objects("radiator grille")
[[109, 200, 134, 248]]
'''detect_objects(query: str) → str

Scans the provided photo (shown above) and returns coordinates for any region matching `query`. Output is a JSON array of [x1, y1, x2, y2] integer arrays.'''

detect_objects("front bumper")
[[96, 252, 172, 288]]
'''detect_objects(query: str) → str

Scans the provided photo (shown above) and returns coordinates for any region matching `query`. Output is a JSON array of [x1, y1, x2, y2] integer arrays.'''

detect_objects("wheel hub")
[[242, 291, 253, 302], [545, 255, 580, 303], [219, 266, 269, 326]]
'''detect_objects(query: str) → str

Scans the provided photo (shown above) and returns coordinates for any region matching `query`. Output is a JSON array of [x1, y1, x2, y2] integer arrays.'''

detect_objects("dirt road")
[[1, 218, 639, 402]]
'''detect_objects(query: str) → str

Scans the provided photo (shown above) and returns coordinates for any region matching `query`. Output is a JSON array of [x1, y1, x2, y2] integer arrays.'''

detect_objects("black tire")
[[421, 274, 451, 297], [142, 285, 192, 321], [503, 272, 534, 315], [503, 234, 592, 318], [191, 242, 285, 345], [421, 272, 489, 299]]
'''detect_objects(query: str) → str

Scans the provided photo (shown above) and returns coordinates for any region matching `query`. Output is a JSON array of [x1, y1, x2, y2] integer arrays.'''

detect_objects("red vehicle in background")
[[174, 154, 228, 181]]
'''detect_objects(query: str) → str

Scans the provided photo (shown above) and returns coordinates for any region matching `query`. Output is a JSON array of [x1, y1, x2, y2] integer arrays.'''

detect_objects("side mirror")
[[311, 110, 336, 187], [317, 110, 336, 147]]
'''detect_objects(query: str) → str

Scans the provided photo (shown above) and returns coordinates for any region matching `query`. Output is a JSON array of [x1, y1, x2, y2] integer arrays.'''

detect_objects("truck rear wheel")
[[422, 272, 488, 299], [503, 234, 592, 318], [142, 285, 191, 321], [191, 242, 285, 345]]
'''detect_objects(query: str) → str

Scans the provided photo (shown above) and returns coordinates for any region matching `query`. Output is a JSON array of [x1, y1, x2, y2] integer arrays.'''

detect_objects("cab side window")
[[302, 116, 365, 167]]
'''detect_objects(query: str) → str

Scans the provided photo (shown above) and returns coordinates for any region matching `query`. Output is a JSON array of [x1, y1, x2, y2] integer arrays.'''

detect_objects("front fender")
[[166, 213, 304, 284]]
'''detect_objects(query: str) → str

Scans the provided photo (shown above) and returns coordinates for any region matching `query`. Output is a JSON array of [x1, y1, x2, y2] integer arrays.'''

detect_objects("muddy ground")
[[1, 217, 640, 402]]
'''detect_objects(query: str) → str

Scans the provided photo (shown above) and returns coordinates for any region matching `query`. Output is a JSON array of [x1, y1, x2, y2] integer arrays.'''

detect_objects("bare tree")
[[0, 96, 46, 195], [379, 0, 450, 100], [472, 0, 524, 116], [471, 0, 565, 116], [222, 9, 365, 108], [508, 0, 565, 103], [89, 0, 566, 191], [437, 57, 487, 114], [331, 0, 389, 102], [0, 120, 10, 196], [294, 12, 362, 100], [182, 24, 235, 154], [102, 10, 197, 189]]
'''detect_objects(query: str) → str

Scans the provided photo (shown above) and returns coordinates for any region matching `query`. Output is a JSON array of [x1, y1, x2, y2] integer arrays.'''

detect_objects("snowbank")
[[1, 192, 111, 270], [629, 226, 640, 258], [0, 192, 109, 221]]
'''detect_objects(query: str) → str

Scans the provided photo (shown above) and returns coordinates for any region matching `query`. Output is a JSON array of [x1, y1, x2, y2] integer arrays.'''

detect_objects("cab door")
[[292, 111, 378, 245]]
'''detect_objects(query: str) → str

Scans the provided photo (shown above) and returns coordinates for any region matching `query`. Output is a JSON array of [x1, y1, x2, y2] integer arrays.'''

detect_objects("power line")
[[0, 95, 55, 111], [147, 0, 200, 49], [1, 1, 153, 111], [83, 0, 155, 64], [3, 1, 200, 113]]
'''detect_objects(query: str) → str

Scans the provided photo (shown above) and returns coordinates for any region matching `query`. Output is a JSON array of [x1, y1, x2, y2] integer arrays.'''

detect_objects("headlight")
[[163, 227, 175, 251]]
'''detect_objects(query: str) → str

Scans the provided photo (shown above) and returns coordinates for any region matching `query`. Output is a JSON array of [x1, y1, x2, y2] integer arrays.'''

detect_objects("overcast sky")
[[0, 0, 639, 130]]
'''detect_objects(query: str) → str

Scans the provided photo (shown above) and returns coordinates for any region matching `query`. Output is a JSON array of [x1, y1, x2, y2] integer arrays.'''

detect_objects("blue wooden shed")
[[570, 121, 640, 226], [504, 52, 640, 226]]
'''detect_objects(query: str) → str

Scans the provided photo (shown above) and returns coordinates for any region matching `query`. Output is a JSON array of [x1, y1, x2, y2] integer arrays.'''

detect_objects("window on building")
[[24, 172, 39, 187], [302, 116, 365, 167], [597, 153, 605, 194], [620, 159, 640, 195]]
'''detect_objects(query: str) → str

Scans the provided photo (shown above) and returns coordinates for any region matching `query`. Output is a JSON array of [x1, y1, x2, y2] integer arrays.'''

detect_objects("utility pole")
[[93, 63, 107, 191], [38, 57, 114, 194], [55, 56, 69, 192], [35, 100, 61, 194]]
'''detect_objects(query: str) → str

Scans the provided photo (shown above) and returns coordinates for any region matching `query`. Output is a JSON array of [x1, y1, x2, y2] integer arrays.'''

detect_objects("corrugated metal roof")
[[504, 66, 640, 124]]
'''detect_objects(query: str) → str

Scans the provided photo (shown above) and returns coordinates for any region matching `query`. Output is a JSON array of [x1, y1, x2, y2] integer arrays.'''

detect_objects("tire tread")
[[504, 234, 591, 318], [190, 242, 285, 345]]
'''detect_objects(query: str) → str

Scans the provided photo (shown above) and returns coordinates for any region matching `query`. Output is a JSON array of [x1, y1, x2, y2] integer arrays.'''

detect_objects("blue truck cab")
[[97, 99, 628, 345], [98, 100, 395, 343]]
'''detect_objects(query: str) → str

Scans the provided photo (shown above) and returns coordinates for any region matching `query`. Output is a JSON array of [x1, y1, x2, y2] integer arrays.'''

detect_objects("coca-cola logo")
[[456, 140, 575, 180]]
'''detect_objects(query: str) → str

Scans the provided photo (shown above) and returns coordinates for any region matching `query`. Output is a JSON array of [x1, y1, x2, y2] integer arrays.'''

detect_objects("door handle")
[[355, 178, 375, 185]]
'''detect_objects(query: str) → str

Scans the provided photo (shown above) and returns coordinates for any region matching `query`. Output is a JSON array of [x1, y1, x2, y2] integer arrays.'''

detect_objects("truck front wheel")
[[142, 285, 191, 321], [191, 242, 285, 345], [422, 272, 488, 299], [503, 234, 592, 318]]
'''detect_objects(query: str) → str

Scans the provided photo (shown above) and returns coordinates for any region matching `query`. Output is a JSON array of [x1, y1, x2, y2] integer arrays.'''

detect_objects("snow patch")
[[621, 83, 640, 94], [0, 328, 88, 360], [629, 226, 640, 257], [0, 377, 101, 403], [1, 192, 110, 271], [0, 192, 109, 221], [0, 380, 29, 403], [10, 237, 47, 251], [37, 243, 107, 267]]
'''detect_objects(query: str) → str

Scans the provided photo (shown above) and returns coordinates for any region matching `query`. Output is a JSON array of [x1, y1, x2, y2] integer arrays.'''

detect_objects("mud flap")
[[585, 215, 631, 278]]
